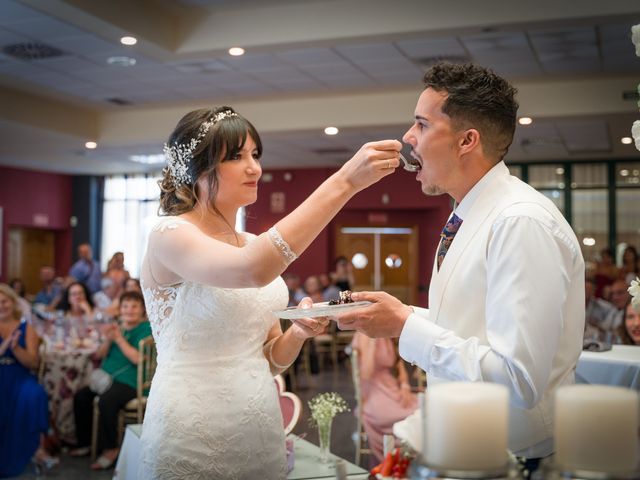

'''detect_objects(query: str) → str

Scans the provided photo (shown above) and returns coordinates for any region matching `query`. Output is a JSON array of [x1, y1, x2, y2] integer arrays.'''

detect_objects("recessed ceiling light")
[[228, 47, 245, 56], [85, 141, 97, 149], [107, 56, 136, 67], [120, 36, 137, 46], [324, 126, 339, 135], [130, 154, 164, 164], [621, 136, 633, 145], [582, 237, 596, 247], [518, 117, 533, 125]]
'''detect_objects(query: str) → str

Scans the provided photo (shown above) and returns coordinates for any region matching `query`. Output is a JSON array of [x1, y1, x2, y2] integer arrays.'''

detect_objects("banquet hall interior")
[[1, 0, 639, 478]]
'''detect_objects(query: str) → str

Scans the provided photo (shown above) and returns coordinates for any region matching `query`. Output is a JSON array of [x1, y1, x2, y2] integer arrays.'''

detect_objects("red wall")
[[245, 168, 452, 306], [0, 166, 73, 282]]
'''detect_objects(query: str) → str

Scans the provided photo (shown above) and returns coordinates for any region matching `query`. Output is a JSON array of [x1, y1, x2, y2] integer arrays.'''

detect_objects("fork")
[[399, 152, 420, 172]]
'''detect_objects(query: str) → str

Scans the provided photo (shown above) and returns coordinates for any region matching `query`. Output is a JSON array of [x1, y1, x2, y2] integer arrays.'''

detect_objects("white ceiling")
[[0, 0, 639, 174]]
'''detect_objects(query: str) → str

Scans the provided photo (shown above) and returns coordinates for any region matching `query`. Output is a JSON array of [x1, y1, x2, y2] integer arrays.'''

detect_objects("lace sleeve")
[[146, 218, 299, 289]]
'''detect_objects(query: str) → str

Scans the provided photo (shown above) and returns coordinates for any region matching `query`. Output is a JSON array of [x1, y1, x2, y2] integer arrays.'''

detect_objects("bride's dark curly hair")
[[159, 106, 262, 217]]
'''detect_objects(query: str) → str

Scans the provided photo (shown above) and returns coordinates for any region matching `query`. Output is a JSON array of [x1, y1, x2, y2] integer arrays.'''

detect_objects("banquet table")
[[576, 344, 640, 390], [114, 425, 369, 480], [35, 316, 101, 444]]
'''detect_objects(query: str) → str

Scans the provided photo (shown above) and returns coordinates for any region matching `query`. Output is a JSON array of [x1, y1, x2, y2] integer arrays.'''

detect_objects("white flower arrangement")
[[633, 121, 640, 151], [633, 25, 640, 57], [629, 277, 640, 312], [308, 392, 350, 427]]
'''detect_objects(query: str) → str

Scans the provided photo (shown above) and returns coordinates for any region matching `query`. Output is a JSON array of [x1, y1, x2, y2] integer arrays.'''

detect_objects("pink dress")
[[352, 333, 418, 461]]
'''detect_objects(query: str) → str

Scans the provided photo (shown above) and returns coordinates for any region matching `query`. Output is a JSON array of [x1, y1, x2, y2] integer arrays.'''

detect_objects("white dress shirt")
[[399, 161, 585, 458]]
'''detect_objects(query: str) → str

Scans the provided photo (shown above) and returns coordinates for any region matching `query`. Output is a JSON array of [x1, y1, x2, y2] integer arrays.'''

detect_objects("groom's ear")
[[458, 128, 481, 155]]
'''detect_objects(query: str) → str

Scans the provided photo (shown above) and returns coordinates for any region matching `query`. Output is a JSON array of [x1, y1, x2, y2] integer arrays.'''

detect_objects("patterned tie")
[[437, 213, 463, 270]]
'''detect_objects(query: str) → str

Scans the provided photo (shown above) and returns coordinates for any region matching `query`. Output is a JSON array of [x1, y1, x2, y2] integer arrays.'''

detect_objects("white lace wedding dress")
[[139, 221, 289, 479]]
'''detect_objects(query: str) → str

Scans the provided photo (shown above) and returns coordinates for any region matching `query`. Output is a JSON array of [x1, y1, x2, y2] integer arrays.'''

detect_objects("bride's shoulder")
[[152, 215, 192, 234]]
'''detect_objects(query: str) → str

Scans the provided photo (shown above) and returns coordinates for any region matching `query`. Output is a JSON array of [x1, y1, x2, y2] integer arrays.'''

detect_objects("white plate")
[[273, 301, 371, 320]]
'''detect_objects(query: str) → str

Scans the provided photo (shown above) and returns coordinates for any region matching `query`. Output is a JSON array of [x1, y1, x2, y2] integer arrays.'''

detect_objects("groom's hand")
[[335, 291, 412, 338]]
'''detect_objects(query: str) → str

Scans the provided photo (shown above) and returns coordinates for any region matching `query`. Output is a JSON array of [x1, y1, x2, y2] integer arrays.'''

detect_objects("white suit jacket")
[[400, 161, 585, 457]]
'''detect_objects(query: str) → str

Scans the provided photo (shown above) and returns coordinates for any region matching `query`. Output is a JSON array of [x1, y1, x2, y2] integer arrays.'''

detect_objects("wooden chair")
[[91, 336, 156, 460], [36, 337, 47, 384], [349, 348, 373, 466]]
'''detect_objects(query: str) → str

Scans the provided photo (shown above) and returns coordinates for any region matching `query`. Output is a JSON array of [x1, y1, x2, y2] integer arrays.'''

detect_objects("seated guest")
[[584, 277, 616, 341], [105, 252, 130, 290], [303, 275, 325, 303], [621, 245, 639, 285], [0, 284, 57, 477], [351, 332, 418, 462], [614, 298, 640, 345], [123, 277, 142, 294], [93, 277, 121, 317], [319, 273, 340, 302], [71, 291, 152, 470], [33, 266, 63, 308], [69, 243, 102, 294], [8, 278, 32, 324], [58, 282, 95, 338], [603, 279, 632, 340]]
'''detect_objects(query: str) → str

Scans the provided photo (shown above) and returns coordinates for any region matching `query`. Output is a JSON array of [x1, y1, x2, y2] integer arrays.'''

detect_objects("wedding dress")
[[139, 218, 290, 479]]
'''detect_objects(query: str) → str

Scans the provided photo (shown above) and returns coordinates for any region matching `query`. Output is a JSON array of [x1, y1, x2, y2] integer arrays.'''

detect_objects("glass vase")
[[317, 419, 332, 463]]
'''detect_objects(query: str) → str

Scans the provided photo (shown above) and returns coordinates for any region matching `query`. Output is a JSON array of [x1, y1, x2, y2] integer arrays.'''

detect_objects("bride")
[[139, 106, 400, 479]]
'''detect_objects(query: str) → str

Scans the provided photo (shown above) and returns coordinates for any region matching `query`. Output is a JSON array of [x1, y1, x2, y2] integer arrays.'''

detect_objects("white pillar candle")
[[425, 382, 509, 471], [555, 384, 639, 473]]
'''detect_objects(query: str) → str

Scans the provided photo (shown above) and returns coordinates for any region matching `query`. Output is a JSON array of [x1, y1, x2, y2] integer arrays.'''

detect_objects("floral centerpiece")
[[629, 277, 640, 312], [308, 392, 349, 462]]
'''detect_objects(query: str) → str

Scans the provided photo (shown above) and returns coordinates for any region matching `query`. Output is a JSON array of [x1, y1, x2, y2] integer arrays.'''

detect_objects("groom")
[[336, 62, 585, 475]]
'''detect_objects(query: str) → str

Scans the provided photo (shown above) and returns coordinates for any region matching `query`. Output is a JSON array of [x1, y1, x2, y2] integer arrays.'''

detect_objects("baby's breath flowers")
[[308, 392, 350, 427], [308, 392, 350, 462]]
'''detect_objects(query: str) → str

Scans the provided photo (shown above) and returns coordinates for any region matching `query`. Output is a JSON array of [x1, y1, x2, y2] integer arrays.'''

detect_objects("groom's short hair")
[[422, 62, 518, 163]]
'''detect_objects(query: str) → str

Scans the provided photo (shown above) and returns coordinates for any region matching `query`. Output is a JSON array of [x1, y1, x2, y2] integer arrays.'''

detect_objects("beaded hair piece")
[[163, 109, 238, 187]]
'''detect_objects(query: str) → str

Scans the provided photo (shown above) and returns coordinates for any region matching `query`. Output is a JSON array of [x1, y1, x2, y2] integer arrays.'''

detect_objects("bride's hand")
[[289, 297, 330, 340], [338, 139, 402, 192]]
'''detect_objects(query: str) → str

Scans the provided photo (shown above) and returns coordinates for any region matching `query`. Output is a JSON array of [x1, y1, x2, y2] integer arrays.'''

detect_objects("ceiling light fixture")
[[324, 126, 339, 135], [130, 154, 165, 164], [120, 36, 137, 46], [85, 141, 97, 149], [228, 47, 245, 56], [621, 137, 633, 145], [518, 117, 533, 126], [107, 56, 136, 67]]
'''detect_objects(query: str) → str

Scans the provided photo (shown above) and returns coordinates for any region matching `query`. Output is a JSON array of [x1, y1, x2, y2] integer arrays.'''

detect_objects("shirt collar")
[[454, 161, 509, 221]]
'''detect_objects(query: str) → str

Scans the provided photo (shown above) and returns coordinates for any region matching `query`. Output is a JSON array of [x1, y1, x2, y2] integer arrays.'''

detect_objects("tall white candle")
[[555, 385, 639, 473], [425, 382, 509, 471]]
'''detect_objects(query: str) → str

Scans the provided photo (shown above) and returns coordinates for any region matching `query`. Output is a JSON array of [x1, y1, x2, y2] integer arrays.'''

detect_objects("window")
[[102, 174, 246, 278], [571, 164, 609, 262], [102, 174, 161, 278]]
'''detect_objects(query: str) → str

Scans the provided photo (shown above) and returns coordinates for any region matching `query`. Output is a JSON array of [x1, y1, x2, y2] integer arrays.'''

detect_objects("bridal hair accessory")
[[629, 277, 640, 312], [163, 109, 238, 187]]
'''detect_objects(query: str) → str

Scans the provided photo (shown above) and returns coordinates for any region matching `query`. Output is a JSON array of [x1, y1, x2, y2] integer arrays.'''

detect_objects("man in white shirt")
[[337, 63, 585, 473]]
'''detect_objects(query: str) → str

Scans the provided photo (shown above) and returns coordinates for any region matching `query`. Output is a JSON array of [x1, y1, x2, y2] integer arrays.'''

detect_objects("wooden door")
[[335, 226, 418, 305], [8, 227, 56, 295]]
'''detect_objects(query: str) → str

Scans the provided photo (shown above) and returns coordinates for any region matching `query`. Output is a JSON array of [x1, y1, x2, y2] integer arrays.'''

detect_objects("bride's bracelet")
[[264, 337, 292, 372], [268, 227, 298, 265]]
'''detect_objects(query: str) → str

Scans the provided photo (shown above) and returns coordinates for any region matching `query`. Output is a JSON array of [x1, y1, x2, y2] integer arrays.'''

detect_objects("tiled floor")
[[10, 357, 365, 479]]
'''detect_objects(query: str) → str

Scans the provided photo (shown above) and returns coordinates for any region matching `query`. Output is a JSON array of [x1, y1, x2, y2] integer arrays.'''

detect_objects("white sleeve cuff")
[[399, 310, 448, 371]]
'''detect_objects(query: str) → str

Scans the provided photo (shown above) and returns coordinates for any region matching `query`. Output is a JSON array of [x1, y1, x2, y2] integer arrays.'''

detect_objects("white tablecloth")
[[114, 425, 369, 480], [576, 345, 640, 390]]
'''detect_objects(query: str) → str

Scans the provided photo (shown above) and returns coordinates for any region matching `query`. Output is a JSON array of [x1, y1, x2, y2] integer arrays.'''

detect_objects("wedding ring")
[[386, 160, 391, 169]]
